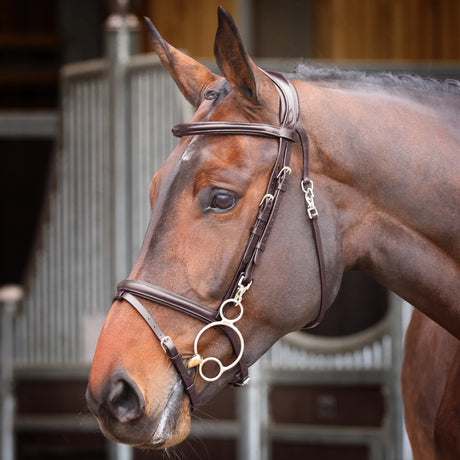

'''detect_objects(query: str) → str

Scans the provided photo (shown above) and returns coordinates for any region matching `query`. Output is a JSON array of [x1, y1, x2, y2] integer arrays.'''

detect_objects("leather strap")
[[303, 217, 328, 328], [172, 122, 296, 142], [296, 124, 328, 328], [115, 280, 249, 388], [118, 292, 199, 408], [222, 70, 298, 296], [117, 279, 219, 324]]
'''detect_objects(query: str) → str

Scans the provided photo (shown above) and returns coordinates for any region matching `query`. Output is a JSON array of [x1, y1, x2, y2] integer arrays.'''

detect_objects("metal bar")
[[41, 233, 49, 363], [260, 368, 387, 385], [14, 366, 90, 380], [107, 442, 133, 460], [60, 59, 106, 80], [190, 421, 239, 439], [103, 7, 141, 460], [101, 77, 112, 311], [15, 415, 98, 432], [268, 424, 385, 445], [105, 9, 140, 288], [237, 361, 269, 460], [89, 78, 98, 317], [60, 77, 72, 364], [48, 184, 56, 363], [0, 285, 23, 460], [387, 293, 410, 460], [0, 111, 58, 138]]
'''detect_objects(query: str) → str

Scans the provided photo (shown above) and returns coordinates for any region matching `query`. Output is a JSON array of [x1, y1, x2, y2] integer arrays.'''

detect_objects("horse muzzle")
[[86, 369, 191, 449]]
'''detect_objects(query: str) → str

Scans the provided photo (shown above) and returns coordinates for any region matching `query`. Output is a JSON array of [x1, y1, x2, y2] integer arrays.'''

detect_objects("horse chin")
[[144, 380, 191, 449], [94, 380, 191, 450]]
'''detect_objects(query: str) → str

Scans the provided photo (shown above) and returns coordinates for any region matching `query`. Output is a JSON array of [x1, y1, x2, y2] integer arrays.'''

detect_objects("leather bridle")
[[114, 70, 327, 409]]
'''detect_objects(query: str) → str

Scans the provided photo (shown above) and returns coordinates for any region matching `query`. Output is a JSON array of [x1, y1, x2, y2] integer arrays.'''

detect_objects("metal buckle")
[[258, 193, 274, 207], [277, 166, 292, 180], [307, 207, 319, 219], [160, 336, 171, 353], [235, 275, 252, 301]]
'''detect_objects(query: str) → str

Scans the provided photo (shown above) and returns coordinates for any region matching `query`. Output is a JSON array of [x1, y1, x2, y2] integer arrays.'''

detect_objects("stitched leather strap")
[[118, 279, 219, 324], [222, 70, 299, 297], [172, 122, 296, 142], [296, 124, 328, 328], [302, 217, 328, 328]]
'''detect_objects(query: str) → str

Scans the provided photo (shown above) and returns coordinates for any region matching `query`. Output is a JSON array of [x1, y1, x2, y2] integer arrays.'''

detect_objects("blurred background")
[[0, 1, 459, 459]]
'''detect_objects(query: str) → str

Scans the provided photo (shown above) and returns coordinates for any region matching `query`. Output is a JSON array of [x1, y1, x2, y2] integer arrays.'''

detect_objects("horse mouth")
[[145, 379, 191, 449]]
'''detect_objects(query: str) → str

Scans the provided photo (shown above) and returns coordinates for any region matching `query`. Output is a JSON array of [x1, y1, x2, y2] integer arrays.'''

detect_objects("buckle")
[[277, 166, 292, 180], [258, 193, 274, 207], [160, 336, 172, 353]]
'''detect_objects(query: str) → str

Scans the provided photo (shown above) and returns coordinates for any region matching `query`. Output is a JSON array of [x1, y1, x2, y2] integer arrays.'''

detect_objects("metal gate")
[[1, 6, 428, 460], [237, 293, 413, 460], [13, 16, 183, 370]]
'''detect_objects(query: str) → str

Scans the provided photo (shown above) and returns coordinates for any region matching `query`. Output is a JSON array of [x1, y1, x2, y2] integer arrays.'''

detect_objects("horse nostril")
[[106, 372, 145, 423]]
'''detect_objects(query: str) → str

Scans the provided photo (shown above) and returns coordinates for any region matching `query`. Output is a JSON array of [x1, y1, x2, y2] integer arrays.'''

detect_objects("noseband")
[[115, 70, 327, 409]]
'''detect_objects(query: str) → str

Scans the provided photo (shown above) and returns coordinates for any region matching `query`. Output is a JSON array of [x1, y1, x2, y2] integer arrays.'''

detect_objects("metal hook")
[[259, 193, 274, 207]]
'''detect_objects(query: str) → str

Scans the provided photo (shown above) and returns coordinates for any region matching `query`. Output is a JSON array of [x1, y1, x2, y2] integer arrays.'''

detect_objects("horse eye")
[[208, 191, 237, 213], [204, 89, 218, 100]]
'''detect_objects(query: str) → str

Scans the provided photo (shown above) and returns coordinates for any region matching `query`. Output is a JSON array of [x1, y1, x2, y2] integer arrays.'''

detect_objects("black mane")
[[290, 63, 460, 97]]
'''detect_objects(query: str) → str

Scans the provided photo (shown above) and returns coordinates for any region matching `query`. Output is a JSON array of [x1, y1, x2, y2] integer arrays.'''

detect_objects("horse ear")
[[144, 17, 218, 108], [214, 7, 262, 104]]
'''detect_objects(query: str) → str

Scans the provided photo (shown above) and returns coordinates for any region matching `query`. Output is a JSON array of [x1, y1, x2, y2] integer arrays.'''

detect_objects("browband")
[[172, 122, 296, 141]]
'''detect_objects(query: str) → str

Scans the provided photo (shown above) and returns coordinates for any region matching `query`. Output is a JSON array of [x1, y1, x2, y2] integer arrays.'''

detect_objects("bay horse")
[[86, 7, 460, 458]]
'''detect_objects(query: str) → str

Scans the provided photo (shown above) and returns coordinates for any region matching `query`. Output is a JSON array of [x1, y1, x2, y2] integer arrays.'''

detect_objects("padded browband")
[[172, 122, 296, 141]]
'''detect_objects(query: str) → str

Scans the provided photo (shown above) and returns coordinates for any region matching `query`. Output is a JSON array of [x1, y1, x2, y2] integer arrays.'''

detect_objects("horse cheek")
[[181, 224, 230, 300]]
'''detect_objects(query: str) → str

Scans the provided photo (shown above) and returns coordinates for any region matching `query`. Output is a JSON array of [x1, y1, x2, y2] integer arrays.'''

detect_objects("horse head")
[[86, 7, 343, 449]]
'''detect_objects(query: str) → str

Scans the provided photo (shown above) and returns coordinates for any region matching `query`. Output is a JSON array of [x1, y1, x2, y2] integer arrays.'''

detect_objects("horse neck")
[[297, 81, 460, 339]]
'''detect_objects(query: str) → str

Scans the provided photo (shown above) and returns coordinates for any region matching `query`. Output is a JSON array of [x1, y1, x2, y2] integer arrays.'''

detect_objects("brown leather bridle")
[[114, 70, 327, 409]]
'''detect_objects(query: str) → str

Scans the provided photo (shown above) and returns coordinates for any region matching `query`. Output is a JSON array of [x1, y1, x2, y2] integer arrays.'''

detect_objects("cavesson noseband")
[[115, 70, 327, 409]]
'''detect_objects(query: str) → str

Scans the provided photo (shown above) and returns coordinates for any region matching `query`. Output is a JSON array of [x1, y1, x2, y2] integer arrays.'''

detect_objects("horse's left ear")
[[214, 7, 266, 105], [144, 17, 218, 108]]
